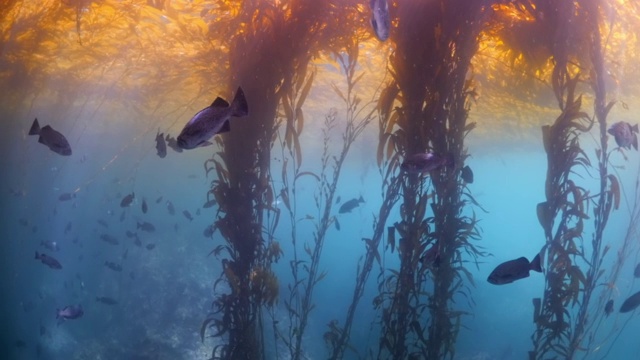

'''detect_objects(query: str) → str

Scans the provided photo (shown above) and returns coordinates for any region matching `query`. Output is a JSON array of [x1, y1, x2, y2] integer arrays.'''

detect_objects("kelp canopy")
[[2, 1, 640, 360]]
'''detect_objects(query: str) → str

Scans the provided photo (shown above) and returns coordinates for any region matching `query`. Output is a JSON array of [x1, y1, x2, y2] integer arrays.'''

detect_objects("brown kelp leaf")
[[295, 107, 305, 135], [330, 83, 347, 102], [378, 84, 399, 120], [607, 174, 620, 210], [296, 69, 315, 110], [293, 131, 302, 168], [377, 133, 391, 166], [280, 188, 291, 211], [532, 298, 541, 323]]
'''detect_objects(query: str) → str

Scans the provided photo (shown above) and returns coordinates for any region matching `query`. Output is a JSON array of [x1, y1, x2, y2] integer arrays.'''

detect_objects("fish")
[[203, 199, 217, 208], [401, 152, 454, 174], [97, 219, 109, 228], [64, 222, 72, 234], [56, 304, 84, 321], [177, 87, 249, 149], [370, 0, 391, 41], [167, 201, 175, 215], [100, 234, 119, 245], [634, 263, 640, 278], [125, 230, 136, 238], [334, 217, 341, 231], [96, 296, 118, 305], [336, 196, 341, 204], [203, 224, 215, 238], [104, 261, 122, 272], [141, 198, 148, 214], [339, 196, 365, 214], [137, 221, 156, 232], [58, 192, 76, 201], [39, 324, 47, 336], [420, 243, 440, 268], [620, 290, 640, 313], [487, 254, 542, 285], [155, 130, 167, 158], [608, 121, 638, 150], [156, 195, 163, 204], [605, 299, 614, 316], [196, 208, 201, 216], [183, 210, 193, 221], [146, 243, 156, 250], [40, 240, 60, 252], [461, 165, 474, 184], [165, 134, 183, 153], [120, 193, 135, 207], [35, 251, 62, 269], [28, 118, 72, 156]]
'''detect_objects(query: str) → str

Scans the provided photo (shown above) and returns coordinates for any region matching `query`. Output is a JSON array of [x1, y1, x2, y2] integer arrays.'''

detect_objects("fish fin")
[[29, 118, 40, 135], [633, 124, 639, 133], [211, 97, 229, 108], [530, 254, 542, 273], [607, 128, 614, 136], [38, 136, 46, 144], [197, 141, 213, 147], [230, 87, 249, 117], [218, 120, 231, 133]]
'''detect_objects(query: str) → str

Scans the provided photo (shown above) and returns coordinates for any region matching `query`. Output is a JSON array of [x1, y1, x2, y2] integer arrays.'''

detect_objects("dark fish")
[[40, 240, 60, 252], [336, 196, 341, 204], [125, 230, 135, 238], [461, 165, 474, 184], [203, 225, 215, 237], [141, 198, 148, 214], [156, 195, 163, 204], [137, 221, 155, 232], [56, 304, 83, 320], [401, 152, 454, 174], [334, 217, 341, 231], [487, 254, 542, 285], [177, 87, 249, 149], [35, 251, 62, 269], [370, 0, 390, 41], [420, 243, 440, 268], [339, 196, 365, 214], [104, 261, 123, 272], [608, 121, 638, 150], [605, 299, 614, 317], [167, 201, 175, 215], [120, 193, 135, 207], [97, 219, 109, 228], [155, 130, 167, 158], [58, 192, 76, 201], [96, 296, 118, 305], [100, 234, 119, 245], [28, 118, 72, 156], [165, 134, 183, 153], [64, 221, 72, 234], [202, 199, 217, 208], [634, 263, 640, 278], [620, 290, 640, 313], [183, 210, 193, 221], [146, 243, 156, 250]]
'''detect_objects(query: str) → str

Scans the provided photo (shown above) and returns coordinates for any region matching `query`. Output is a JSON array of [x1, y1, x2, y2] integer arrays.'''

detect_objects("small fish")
[[420, 243, 440, 268], [461, 165, 474, 184], [155, 130, 167, 158], [401, 152, 454, 174], [35, 251, 62, 269], [141, 198, 148, 214], [183, 210, 193, 221], [97, 219, 109, 228], [28, 118, 72, 156], [487, 254, 542, 285], [146, 243, 156, 250], [165, 134, 183, 153], [334, 217, 341, 231], [137, 221, 156, 232], [100, 234, 119, 245], [339, 196, 365, 214], [64, 221, 72, 234], [620, 290, 640, 313], [634, 263, 640, 278], [196, 208, 201, 216], [336, 196, 341, 204], [120, 193, 135, 207], [156, 195, 163, 204], [58, 192, 76, 201], [177, 87, 249, 149], [203, 225, 215, 237], [96, 296, 118, 305], [125, 230, 136, 238], [202, 199, 217, 208], [608, 121, 638, 150], [167, 201, 175, 215], [104, 261, 123, 272], [605, 299, 614, 317], [56, 304, 83, 320], [40, 240, 60, 252], [370, 0, 390, 41]]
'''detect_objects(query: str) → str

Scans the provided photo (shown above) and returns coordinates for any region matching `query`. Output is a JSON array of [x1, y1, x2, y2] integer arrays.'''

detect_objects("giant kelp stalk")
[[200, 1, 359, 359], [355, 1, 490, 359], [528, 1, 621, 359]]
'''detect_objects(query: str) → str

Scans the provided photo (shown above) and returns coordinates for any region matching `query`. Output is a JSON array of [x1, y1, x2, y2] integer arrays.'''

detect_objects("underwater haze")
[[2, 1, 640, 360]]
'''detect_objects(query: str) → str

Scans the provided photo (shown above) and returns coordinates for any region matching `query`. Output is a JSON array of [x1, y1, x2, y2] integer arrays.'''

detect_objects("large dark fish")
[[155, 130, 167, 158], [339, 196, 365, 214], [35, 251, 62, 269], [56, 304, 83, 320], [487, 254, 542, 285], [401, 152, 454, 174], [461, 165, 474, 184], [96, 296, 118, 305], [620, 290, 640, 313], [28, 118, 72, 156], [604, 299, 614, 317], [137, 221, 156, 232], [370, 0, 390, 41], [608, 121, 638, 150], [120, 193, 135, 207], [177, 87, 249, 149]]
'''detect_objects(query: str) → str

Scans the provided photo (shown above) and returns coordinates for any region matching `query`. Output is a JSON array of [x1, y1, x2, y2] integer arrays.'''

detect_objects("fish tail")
[[530, 253, 542, 273], [28, 118, 40, 135], [230, 87, 249, 118]]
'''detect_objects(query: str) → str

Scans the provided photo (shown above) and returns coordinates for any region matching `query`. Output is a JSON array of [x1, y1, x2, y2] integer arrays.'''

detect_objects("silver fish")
[[28, 118, 72, 156], [370, 0, 390, 41], [177, 87, 248, 149]]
